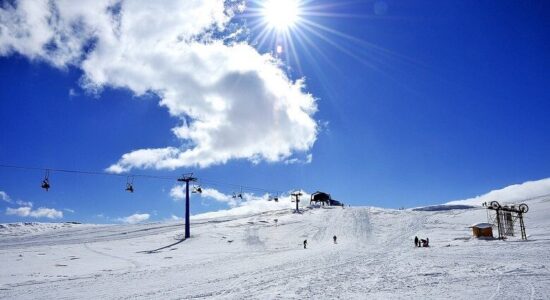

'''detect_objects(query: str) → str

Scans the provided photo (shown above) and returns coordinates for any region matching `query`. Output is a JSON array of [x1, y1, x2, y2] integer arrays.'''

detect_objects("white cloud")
[[285, 153, 313, 165], [1, 0, 318, 172], [6, 206, 63, 219], [200, 188, 239, 207], [170, 184, 186, 201], [169, 214, 182, 221], [0, 191, 11, 203], [0, 193, 59, 219], [6, 207, 30, 217], [16, 199, 33, 207], [68, 88, 78, 97], [117, 213, 150, 224], [447, 178, 550, 206], [64, 208, 75, 213]]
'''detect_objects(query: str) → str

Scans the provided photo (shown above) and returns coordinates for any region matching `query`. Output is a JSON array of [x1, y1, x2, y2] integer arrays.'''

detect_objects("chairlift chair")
[[41, 170, 51, 191], [125, 176, 134, 193], [233, 187, 243, 199], [192, 186, 202, 194], [41, 179, 50, 191]]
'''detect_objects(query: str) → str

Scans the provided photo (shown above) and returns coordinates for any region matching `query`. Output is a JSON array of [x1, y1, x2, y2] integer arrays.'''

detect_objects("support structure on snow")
[[486, 201, 529, 240], [291, 191, 302, 213], [177, 173, 197, 239]]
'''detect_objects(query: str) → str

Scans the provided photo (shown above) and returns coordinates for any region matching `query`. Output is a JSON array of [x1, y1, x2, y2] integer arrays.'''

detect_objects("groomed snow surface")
[[1, 197, 550, 299]]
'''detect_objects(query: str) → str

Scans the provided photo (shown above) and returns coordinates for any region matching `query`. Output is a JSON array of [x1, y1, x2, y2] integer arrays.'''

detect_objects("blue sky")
[[0, 0, 549, 223]]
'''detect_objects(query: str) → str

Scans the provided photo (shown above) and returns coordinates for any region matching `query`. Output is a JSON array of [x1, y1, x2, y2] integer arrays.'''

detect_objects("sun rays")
[[237, 0, 428, 102], [241, 1, 412, 77]]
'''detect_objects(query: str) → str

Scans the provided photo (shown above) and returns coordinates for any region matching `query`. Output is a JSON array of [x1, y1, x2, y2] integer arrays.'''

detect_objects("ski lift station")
[[310, 191, 343, 206], [470, 223, 493, 238]]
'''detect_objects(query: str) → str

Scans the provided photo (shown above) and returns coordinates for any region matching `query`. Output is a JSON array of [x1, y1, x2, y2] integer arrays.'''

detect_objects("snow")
[[412, 204, 475, 211], [1, 193, 550, 298], [446, 177, 550, 206], [470, 223, 493, 229]]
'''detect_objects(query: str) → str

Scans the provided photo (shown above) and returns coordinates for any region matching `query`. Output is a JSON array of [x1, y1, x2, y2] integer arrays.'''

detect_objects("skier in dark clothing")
[[414, 236, 419, 247], [303, 239, 307, 249], [333, 235, 337, 244]]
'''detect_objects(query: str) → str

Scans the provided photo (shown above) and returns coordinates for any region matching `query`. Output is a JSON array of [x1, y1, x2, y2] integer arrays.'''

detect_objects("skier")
[[303, 239, 308, 249], [333, 235, 337, 244], [414, 236, 419, 247], [426, 237, 430, 247]]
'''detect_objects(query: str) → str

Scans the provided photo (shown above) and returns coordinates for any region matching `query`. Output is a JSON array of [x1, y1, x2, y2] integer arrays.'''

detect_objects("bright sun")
[[262, 0, 300, 31]]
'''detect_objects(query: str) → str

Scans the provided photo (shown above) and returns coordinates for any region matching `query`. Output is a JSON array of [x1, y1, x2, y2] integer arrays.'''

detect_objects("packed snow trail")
[[1, 198, 550, 299]]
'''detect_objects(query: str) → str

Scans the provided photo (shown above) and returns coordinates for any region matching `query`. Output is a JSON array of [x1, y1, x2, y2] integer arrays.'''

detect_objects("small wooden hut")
[[470, 223, 493, 238]]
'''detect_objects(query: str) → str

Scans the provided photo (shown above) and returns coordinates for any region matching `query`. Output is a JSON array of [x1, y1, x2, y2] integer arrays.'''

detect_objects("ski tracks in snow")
[[83, 242, 141, 270]]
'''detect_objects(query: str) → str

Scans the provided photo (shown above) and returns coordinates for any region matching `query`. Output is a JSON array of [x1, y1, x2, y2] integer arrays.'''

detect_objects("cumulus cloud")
[[6, 206, 63, 219], [0, 192, 61, 219], [0, 191, 11, 203], [170, 184, 186, 201], [1, 0, 318, 172], [201, 188, 237, 205], [15, 199, 33, 207], [169, 214, 183, 221], [447, 178, 550, 206], [118, 213, 150, 224], [170, 184, 259, 207]]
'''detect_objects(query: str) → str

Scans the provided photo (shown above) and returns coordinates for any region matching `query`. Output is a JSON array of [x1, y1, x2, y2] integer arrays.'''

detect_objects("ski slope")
[[1, 197, 550, 299]]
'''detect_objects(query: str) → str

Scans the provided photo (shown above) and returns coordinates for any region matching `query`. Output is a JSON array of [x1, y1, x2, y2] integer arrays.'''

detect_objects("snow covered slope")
[[446, 178, 550, 206], [1, 196, 550, 299]]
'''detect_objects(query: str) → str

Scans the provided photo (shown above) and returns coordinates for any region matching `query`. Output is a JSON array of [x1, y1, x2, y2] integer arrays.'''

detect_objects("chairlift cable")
[[0, 163, 286, 196]]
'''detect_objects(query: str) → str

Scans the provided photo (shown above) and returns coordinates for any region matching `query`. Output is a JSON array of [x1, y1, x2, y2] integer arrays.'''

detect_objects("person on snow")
[[414, 236, 419, 247], [426, 237, 429, 247], [333, 235, 337, 244], [303, 239, 308, 249]]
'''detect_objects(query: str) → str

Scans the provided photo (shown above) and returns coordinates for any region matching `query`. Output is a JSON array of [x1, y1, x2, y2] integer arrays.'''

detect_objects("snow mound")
[[412, 204, 476, 211], [446, 178, 550, 206], [470, 223, 493, 228], [0, 222, 84, 237]]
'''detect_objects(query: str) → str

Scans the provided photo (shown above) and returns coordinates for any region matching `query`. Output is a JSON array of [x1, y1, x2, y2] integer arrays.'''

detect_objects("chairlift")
[[232, 187, 243, 199], [192, 185, 202, 194], [125, 176, 134, 193], [41, 170, 51, 191], [268, 193, 279, 202]]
